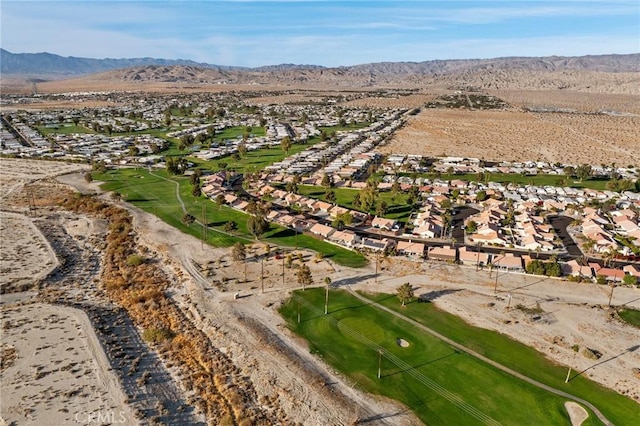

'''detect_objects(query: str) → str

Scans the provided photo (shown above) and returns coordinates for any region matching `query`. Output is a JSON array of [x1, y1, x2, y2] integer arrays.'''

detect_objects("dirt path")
[[170, 249, 420, 425]]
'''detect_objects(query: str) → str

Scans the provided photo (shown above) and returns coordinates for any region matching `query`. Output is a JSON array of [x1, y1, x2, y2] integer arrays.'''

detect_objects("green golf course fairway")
[[95, 168, 367, 267], [280, 289, 640, 425]]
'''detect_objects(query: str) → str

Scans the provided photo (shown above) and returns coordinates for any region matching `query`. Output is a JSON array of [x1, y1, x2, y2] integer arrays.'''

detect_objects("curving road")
[[147, 170, 253, 242], [346, 288, 614, 426]]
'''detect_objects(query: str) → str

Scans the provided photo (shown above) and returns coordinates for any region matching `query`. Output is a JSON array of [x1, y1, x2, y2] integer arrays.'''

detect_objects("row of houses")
[[380, 154, 639, 182], [563, 260, 640, 283], [466, 199, 559, 252], [578, 207, 640, 256]]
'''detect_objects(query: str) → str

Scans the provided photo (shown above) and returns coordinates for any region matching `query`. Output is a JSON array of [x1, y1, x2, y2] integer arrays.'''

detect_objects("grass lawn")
[[361, 292, 640, 425], [393, 172, 613, 191], [192, 143, 310, 174], [212, 126, 266, 141], [297, 185, 414, 222], [37, 124, 95, 135], [95, 168, 366, 267], [617, 308, 640, 328], [280, 289, 606, 426]]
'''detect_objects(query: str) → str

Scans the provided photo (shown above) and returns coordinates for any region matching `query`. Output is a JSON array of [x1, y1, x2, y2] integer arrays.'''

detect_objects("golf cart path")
[[346, 288, 614, 426]]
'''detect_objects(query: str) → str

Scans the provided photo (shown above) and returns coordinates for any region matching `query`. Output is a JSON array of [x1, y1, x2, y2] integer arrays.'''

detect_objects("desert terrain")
[[1, 152, 639, 425], [1, 303, 137, 425], [2, 59, 640, 423], [382, 94, 640, 166], [0, 160, 420, 426]]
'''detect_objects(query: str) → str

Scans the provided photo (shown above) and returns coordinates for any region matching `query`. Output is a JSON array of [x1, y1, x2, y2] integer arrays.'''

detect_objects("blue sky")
[[1, 1, 638, 67]]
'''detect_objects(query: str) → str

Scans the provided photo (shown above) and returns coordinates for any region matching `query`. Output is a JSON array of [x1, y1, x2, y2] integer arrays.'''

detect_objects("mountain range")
[[2, 48, 638, 78]]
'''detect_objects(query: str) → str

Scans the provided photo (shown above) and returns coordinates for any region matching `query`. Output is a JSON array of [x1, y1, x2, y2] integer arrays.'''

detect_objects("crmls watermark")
[[75, 410, 127, 424]]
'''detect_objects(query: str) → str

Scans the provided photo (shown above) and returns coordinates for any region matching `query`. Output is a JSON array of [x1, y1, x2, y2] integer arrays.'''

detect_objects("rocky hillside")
[[0, 48, 243, 76], [63, 58, 640, 94], [3, 50, 639, 94]]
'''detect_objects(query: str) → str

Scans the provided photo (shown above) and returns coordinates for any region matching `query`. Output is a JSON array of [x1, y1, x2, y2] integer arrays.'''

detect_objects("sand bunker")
[[565, 401, 589, 426], [397, 338, 410, 348]]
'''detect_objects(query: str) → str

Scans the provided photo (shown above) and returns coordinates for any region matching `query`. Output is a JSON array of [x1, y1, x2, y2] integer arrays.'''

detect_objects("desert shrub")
[[142, 327, 174, 344], [126, 254, 145, 266]]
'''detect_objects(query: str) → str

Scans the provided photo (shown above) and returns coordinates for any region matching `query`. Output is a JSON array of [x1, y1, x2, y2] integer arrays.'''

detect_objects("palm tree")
[[232, 242, 247, 282], [582, 238, 596, 259], [324, 277, 332, 314]]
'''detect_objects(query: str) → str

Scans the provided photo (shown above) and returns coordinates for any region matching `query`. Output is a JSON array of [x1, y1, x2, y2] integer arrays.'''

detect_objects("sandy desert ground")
[[0, 303, 137, 426], [491, 90, 640, 115], [1, 159, 639, 426], [0, 211, 59, 292], [383, 107, 640, 166]]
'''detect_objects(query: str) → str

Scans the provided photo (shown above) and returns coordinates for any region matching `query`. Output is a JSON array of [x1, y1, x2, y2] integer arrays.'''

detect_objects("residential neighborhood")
[[2, 89, 639, 288]]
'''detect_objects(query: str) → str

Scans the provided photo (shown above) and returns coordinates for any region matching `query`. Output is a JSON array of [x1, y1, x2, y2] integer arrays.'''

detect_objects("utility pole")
[[261, 256, 264, 294], [608, 282, 615, 307], [201, 204, 205, 251], [493, 257, 501, 294], [565, 351, 577, 383], [377, 350, 382, 379]]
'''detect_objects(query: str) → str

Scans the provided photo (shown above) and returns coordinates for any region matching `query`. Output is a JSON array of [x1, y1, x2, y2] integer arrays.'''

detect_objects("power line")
[[293, 294, 500, 426]]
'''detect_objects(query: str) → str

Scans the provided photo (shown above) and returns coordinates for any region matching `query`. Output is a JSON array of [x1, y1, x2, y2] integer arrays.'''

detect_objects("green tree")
[[325, 189, 337, 204], [247, 215, 269, 239], [281, 136, 292, 154], [352, 192, 362, 208], [297, 264, 313, 290], [576, 164, 592, 182], [465, 220, 478, 233], [321, 173, 334, 188], [180, 134, 194, 147], [397, 283, 414, 306], [238, 142, 248, 158], [181, 213, 196, 227], [623, 274, 638, 285], [375, 201, 388, 217], [286, 181, 299, 194], [564, 166, 576, 179], [525, 260, 547, 276], [166, 157, 188, 175], [224, 221, 237, 233], [546, 261, 562, 277], [331, 218, 345, 231], [84, 172, 93, 183], [215, 193, 225, 209]]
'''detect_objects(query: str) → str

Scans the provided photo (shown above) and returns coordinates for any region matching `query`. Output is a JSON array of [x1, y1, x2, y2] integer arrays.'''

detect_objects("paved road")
[[346, 288, 615, 426]]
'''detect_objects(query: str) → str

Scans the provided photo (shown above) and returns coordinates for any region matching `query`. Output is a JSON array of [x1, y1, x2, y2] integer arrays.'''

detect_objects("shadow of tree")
[[418, 288, 463, 303]]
